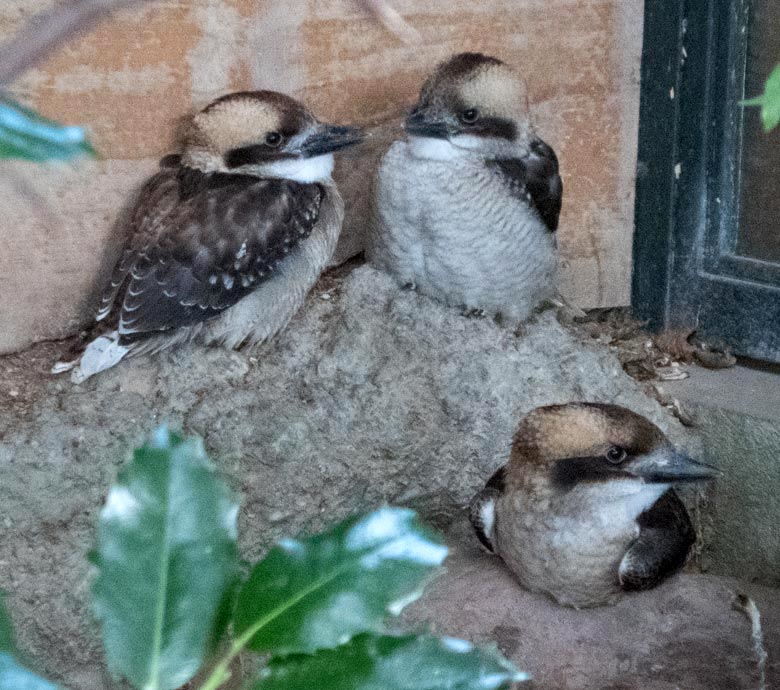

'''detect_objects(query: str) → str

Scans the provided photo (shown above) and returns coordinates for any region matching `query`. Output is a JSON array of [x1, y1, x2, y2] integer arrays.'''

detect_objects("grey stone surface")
[[0, 265, 700, 688], [686, 405, 780, 588], [404, 518, 780, 690], [662, 365, 780, 588], [662, 363, 780, 423]]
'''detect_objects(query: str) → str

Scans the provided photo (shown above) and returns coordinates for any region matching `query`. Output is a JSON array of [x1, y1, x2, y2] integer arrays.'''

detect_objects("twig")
[[359, 0, 421, 45], [0, 0, 148, 87]]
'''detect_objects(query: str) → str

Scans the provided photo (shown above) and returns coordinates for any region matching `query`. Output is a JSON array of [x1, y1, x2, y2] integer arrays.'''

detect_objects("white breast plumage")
[[370, 140, 556, 323]]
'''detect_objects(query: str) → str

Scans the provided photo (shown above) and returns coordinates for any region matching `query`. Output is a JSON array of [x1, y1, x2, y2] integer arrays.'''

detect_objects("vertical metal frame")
[[632, 0, 780, 360]]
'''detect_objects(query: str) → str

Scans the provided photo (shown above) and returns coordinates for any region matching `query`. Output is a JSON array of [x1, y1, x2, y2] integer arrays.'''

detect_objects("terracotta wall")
[[0, 0, 644, 354]]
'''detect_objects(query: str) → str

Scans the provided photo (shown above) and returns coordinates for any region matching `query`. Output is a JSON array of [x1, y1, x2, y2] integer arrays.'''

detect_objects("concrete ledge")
[[661, 362, 780, 423], [659, 363, 780, 588]]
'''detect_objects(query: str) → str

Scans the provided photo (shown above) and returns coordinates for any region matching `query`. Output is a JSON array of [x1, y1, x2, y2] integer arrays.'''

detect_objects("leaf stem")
[[198, 640, 242, 690], [197, 568, 345, 690]]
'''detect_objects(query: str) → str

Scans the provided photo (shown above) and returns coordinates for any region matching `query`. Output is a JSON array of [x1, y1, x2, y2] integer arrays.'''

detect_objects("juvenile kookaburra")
[[55, 91, 362, 382], [469, 403, 718, 608], [368, 52, 561, 323]]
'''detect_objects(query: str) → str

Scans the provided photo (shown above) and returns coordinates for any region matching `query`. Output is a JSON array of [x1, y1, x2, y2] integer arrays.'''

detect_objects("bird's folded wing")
[[468, 465, 507, 554], [618, 488, 696, 591], [96, 169, 182, 322], [95, 167, 323, 340], [487, 137, 562, 233]]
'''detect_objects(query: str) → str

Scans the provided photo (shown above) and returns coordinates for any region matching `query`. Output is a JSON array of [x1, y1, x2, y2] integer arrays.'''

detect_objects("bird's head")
[[181, 91, 363, 183], [509, 403, 718, 501], [404, 52, 532, 161]]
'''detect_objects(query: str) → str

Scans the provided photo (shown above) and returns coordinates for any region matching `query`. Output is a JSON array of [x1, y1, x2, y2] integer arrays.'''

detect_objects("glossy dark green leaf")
[[233, 507, 447, 655], [91, 427, 239, 690], [0, 99, 95, 161], [253, 633, 528, 690], [0, 594, 62, 690], [0, 594, 14, 654], [742, 64, 780, 132]]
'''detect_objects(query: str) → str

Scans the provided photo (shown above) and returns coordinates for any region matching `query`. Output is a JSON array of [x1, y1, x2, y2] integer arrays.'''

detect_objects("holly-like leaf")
[[0, 594, 62, 690], [253, 633, 529, 690], [233, 507, 448, 656], [91, 428, 239, 690], [742, 64, 780, 132], [0, 594, 14, 654], [0, 99, 95, 161]]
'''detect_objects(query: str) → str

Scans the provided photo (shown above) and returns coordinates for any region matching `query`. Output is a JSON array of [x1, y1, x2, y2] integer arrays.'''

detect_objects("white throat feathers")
[[257, 154, 335, 183], [407, 136, 467, 161]]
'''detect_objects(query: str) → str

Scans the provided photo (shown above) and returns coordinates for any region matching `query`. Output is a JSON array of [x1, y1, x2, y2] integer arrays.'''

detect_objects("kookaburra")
[[55, 91, 362, 382], [469, 403, 718, 608], [368, 52, 561, 323]]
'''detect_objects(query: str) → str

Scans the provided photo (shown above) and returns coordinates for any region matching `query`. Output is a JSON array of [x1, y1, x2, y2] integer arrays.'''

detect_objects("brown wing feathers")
[[487, 137, 562, 233], [96, 171, 181, 321], [97, 165, 323, 342]]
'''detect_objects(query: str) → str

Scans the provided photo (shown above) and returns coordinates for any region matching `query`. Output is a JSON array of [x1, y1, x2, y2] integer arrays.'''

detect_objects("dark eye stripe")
[[470, 116, 517, 141], [551, 455, 627, 490], [224, 144, 293, 168]]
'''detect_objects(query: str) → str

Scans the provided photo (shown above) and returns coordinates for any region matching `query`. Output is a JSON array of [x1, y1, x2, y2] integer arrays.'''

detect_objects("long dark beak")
[[300, 124, 363, 157], [633, 450, 721, 483], [404, 108, 449, 139]]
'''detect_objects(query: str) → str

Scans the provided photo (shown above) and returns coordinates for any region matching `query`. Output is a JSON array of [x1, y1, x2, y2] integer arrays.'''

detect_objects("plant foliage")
[[91, 428, 240, 690], [233, 507, 448, 655], [0, 98, 95, 161], [742, 63, 780, 132], [3, 429, 528, 690], [253, 633, 528, 690], [0, 593, 61, 690]]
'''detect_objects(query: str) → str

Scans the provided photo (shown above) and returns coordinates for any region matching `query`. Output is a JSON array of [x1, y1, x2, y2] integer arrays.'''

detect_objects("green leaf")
[[0, 654, 62, 690], [741, 64, 780, 132], [0, 98, 95, 161], [252, 633, 529, 690], [233, 507, 448, 656], [0, 594, 15, 654], [0, 595, 62, 690], [91, 427, 239, 690]]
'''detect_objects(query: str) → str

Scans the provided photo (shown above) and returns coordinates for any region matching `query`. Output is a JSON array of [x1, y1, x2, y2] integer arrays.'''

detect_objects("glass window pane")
[[737, 3, 780, 262]]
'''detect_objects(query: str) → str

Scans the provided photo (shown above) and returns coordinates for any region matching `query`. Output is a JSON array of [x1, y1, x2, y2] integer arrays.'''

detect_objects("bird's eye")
[[265, 132, 283, 147], [460, 108, 479, 124], [606, 446, 628, 464]]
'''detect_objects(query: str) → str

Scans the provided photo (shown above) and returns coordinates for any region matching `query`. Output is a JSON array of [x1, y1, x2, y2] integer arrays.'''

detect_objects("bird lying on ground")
[[469, 402, 718, 608]]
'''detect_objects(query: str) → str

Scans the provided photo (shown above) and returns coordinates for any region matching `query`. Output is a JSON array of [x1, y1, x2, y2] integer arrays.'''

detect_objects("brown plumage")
[[469, 403, 718, 608], [97, 167, 324, 338], [54, 91, 362, 382]]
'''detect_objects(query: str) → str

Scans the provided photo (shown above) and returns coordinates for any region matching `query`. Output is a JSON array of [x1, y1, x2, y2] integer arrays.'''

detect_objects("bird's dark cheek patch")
[[224, 144, 294, 169], [469, 117, 517, 141], [551, 456, 626, 490]]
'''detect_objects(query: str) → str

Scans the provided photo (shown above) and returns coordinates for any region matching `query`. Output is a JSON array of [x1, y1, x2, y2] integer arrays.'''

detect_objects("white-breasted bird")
[[469, 403, 718, 608], [54, 91, 362, 382], [368, 52, 561, 323]]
